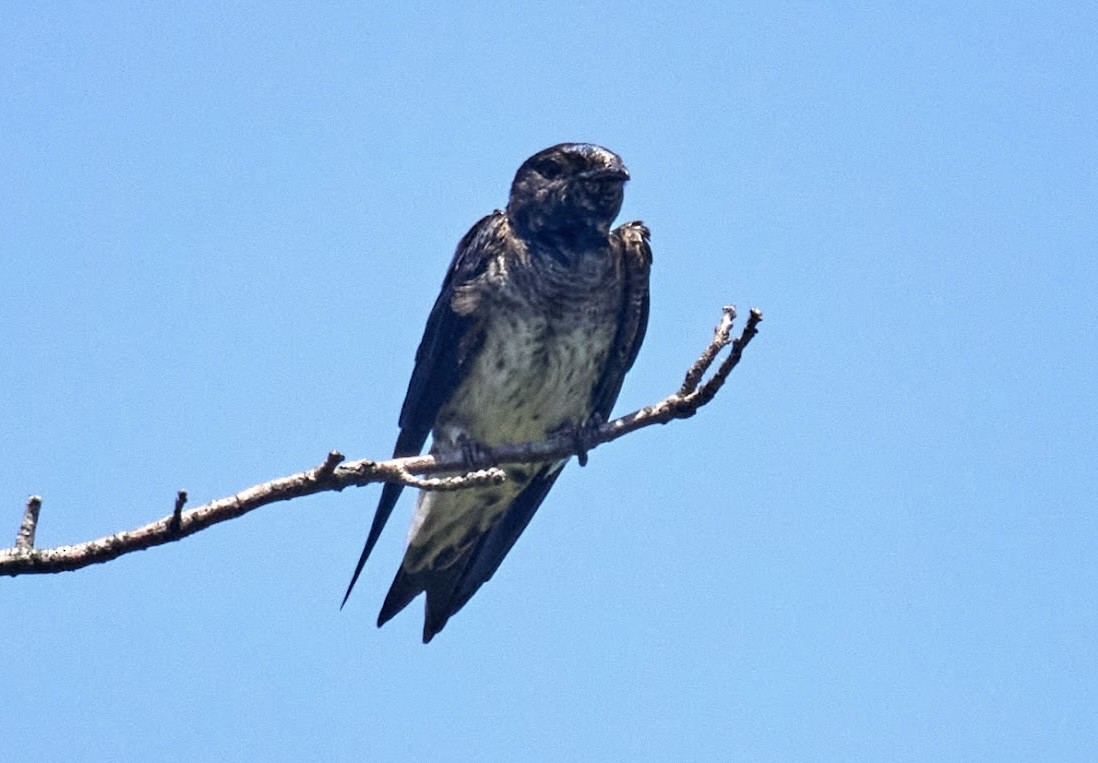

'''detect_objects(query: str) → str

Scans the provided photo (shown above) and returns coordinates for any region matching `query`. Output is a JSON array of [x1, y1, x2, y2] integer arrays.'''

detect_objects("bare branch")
[[1, 305, 762, 577]]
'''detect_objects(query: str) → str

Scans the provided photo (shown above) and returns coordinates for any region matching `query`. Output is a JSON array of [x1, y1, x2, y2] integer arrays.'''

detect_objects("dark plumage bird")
[[342, 143, 652, 642]]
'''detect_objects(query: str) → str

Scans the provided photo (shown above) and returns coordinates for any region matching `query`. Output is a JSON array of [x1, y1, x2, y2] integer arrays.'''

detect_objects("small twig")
[[686, 307, 763, 409], [1, 304, 762, 577], [169, 490, 188, 534], [680, 305, 736, 395], [14, 496, 42, 551], [398, 468, 507, 491], [316, 451, 345, 479]]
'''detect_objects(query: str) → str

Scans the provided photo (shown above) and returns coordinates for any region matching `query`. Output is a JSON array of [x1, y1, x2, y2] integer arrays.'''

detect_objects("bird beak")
[[581, 166, 630, 182]]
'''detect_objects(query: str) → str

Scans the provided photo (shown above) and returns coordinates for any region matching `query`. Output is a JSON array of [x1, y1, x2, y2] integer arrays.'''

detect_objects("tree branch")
[[1, 305, 762, 577]]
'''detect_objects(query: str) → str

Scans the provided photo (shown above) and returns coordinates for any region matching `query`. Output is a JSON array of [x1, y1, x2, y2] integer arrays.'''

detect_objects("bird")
[[342, 143, 652, 642]]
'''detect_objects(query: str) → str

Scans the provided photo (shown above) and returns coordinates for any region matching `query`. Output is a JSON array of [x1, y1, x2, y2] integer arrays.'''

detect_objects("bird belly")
[[402, 308, 617, 572], [439, 312, 617, 447]]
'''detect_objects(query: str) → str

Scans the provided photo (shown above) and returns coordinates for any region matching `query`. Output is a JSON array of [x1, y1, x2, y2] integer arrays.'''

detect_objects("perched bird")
[[342, 143, 651, 642]]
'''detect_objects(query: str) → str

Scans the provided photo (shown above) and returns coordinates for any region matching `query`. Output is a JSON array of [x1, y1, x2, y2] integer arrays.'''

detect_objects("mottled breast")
[[435, 241, 625, 449]]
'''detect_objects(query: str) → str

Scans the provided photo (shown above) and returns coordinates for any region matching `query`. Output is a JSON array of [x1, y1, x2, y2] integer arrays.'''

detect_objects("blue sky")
[[3, 3, 1096, 760]]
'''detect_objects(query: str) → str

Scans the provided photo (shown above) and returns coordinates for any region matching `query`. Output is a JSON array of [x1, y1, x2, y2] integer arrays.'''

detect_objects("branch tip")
[[169, 490, 188, 533], [679, 305, 739, 395], [317, 450, 346, 478], [14, 495, 43, 551]]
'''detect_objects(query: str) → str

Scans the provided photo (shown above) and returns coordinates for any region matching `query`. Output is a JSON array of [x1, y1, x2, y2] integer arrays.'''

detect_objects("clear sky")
[[3, 3, 1096, 761]]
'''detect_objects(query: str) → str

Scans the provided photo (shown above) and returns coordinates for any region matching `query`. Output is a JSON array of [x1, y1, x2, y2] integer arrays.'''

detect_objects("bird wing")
[[384, 221, 652, 640], [341, 212, 505, 607], [591, 221, 652, 418]]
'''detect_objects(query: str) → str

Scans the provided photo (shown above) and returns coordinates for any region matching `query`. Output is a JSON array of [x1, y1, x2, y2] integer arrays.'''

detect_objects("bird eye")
[[536, 159, 562, 180]]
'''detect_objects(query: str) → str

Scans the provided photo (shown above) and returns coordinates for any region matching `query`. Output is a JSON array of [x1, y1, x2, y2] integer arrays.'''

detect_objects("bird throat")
[[527, 226, 610, 266]]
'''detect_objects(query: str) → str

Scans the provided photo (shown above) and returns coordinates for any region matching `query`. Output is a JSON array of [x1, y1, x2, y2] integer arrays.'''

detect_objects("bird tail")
[[378, 557, 471, 643]]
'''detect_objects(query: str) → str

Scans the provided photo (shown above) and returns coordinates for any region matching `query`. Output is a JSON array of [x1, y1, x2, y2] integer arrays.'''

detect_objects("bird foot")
[[455, 434, 493, 471], [550, 414, 605, 467]]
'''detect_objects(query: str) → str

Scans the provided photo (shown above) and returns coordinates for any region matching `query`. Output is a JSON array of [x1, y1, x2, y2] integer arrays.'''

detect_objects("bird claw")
[[551, 414, 605, 467], [455, 434, 492, 471]]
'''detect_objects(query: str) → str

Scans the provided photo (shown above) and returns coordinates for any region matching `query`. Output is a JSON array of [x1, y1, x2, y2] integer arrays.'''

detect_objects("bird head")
[[507, 143, 630, 248]]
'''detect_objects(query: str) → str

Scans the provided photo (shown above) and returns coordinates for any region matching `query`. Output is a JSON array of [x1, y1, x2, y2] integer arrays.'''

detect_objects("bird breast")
[[436, 277, 622, 449]]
